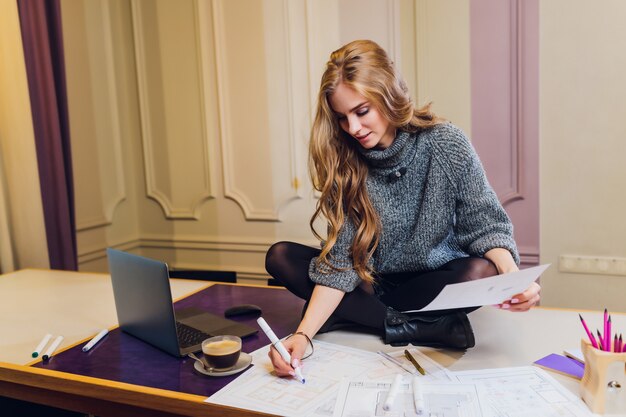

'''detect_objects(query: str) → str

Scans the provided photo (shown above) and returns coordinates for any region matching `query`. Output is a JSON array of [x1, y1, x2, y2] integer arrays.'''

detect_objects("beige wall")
[[539, 0, 626, 311], [59, 0, 626, 310], [64, 0, 470, 284]]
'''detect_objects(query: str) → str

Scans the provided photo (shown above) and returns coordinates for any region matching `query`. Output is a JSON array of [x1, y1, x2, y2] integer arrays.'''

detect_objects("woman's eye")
[[356, 108, 369, 117]]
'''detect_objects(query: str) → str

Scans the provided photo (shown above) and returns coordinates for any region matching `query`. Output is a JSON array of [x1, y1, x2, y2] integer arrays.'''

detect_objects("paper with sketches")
[[453, 366, 594, 417], [333, 366, 594, 417], [403, 264, 550, 313], [206, 342, 449, 417], [333, 379, 485, 417]]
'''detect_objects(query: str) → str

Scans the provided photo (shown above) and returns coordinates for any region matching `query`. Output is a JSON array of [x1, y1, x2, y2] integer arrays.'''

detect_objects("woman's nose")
[[347, 115, 361, 136]]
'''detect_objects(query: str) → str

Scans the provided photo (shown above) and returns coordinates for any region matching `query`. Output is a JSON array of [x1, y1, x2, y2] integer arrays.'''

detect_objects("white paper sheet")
[[207, 341, 443, 417], [206, 339, 596, 417], [453, 366, 594, 417], [332, 366, 596, 417], [333, 379, 485, 417], [403, 264, 550, 313]]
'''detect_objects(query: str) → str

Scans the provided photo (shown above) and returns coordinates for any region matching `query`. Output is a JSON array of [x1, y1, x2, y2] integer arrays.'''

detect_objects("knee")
[[461, 257, 498, 281], [265, 241, 291, 276]]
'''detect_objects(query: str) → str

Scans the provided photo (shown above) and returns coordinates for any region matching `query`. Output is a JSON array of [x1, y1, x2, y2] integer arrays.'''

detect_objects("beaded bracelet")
[[285, 332, 314, 359]]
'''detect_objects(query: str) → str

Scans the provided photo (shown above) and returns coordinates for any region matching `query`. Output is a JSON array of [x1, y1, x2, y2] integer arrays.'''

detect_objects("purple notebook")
[[533, 353, 585, 379]]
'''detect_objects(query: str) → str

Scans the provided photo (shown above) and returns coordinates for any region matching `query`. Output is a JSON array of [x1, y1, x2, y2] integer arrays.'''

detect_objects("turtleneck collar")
[[356, 130, 414, 169]]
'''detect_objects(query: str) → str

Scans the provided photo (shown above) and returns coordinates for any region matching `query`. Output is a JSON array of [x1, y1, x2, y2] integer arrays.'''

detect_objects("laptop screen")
[[107, 248, 182, 356]]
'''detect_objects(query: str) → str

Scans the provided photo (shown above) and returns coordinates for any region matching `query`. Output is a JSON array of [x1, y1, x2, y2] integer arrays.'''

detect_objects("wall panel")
[[211, 0, 304, 221], [63, 0, 126, 232], [131, 0, 215, 219], [470, 0, 539, 267], [414, 0, 471, 132]]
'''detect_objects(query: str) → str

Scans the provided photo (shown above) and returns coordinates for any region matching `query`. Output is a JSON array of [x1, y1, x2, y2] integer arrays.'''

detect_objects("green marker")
[[32, 333, 52, 358]]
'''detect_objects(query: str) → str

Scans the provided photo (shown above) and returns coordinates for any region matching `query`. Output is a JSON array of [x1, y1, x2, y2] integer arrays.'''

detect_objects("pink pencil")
[[603, 309, 608, 351], [604, 316, 611, 352], [579, 314, 598, 348], [597, 330, 604, 351]]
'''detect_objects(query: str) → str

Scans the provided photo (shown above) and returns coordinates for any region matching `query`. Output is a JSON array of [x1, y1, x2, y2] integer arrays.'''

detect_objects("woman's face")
[[329, 82, 395, 150]]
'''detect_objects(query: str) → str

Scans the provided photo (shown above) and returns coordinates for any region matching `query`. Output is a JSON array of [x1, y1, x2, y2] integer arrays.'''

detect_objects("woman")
[[265, 40, 540, 378]]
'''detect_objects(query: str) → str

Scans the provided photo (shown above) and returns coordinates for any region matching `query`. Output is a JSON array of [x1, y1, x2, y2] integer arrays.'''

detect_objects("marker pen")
[[257, 317, 305, 383], [413, 376, 427, 415], [383, 374, 403, 411], [42, 335, 64, 360], [32, 333, 52, 358], [82, 329, 109, 352]]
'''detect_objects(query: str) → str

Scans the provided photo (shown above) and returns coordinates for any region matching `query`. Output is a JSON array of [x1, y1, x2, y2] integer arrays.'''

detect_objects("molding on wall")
[[77, 238, 141, 263], [75, 0, 126, 232], [303, 0, 325, 123], [210, 0, 302, 222], [194, 0, 220, 202], [141, 235, 274, 253], [75, 236, 271, 281], [76, 216, 112, 232], [77, 235, 537, 279], [470, 0, 539, 266], [414, 0, 428, 104], [131, 0, 214, 220], [519, 252, 540, 266], [387, 0, 403, 65], [500, 0, 524, 205], [192, 0, 219, 202], [281, 0, 305, 207]]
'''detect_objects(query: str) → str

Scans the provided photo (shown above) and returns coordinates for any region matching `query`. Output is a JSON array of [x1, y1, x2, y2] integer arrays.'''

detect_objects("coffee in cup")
[[201, 335, 242, 370]]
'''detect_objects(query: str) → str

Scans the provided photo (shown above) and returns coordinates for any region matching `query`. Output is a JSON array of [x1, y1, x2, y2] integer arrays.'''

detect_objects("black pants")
[[265, 241, 498, 332]]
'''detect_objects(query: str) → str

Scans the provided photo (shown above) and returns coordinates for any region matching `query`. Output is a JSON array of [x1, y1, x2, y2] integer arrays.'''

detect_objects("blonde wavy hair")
[[309, 40, 443, 284]]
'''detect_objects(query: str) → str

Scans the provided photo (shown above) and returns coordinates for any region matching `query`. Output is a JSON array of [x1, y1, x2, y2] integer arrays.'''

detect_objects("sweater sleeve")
[[308, 219, 363, 292], [433, 124, 520, 264]]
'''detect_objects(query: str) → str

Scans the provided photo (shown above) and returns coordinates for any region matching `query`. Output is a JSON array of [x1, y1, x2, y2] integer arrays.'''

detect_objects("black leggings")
[[265, 241, 498, 331]]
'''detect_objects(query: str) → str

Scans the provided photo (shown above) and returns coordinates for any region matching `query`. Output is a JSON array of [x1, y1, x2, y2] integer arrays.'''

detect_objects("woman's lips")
[[355, 132, 370, 142]]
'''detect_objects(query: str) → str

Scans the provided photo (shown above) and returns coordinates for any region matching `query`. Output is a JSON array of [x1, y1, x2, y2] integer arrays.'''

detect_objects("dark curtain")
[[17, 0, 77, 270]]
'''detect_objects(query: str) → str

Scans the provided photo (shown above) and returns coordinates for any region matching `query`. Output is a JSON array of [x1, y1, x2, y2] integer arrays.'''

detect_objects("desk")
[[1, 269, 624, 416], [0, 269, 301, 416]]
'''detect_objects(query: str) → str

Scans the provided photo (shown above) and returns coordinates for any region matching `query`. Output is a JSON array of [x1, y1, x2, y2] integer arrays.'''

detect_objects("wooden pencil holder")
[[580, 339, 626, 414]]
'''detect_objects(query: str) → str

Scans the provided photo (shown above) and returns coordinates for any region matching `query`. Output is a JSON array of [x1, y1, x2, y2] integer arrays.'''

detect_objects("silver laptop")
[[107, 248, 257, 357]]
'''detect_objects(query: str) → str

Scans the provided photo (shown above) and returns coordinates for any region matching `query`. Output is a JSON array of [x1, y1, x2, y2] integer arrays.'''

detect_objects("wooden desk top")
[[0, 269, 210, 365]]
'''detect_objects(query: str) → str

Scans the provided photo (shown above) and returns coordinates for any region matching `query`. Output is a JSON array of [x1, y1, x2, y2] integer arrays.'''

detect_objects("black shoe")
[[384, 308, 475, 349]]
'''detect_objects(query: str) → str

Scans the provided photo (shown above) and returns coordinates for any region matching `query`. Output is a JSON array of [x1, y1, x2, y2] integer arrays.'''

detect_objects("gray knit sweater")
[[308, 123, 519, 292]]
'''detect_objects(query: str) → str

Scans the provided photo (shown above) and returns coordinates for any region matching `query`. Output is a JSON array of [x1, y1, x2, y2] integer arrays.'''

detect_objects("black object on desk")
[[224, 304, 262, 318]]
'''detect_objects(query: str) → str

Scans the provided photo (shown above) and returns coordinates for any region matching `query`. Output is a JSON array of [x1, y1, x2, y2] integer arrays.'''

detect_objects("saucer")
[[193, 352, 252, 377]]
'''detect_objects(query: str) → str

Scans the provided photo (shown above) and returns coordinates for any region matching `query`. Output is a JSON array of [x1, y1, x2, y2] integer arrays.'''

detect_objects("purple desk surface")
[[32, 284, 304, 397]]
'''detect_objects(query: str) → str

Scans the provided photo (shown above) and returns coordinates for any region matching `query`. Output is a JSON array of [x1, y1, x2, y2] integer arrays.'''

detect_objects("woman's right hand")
[[267, 334, 309, 378], [268, 285, 345, 377]]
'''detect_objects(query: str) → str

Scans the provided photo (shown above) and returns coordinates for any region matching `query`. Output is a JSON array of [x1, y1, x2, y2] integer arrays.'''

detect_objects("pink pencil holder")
[[580, 339, 626, 414]]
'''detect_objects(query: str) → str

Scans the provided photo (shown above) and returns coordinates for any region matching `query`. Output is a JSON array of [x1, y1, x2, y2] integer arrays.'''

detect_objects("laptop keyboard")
[[175, 321, 211, 348]]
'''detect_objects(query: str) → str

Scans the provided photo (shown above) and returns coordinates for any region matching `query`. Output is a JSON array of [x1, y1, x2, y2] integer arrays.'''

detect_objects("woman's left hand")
[[495, 281, 541, 312]]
